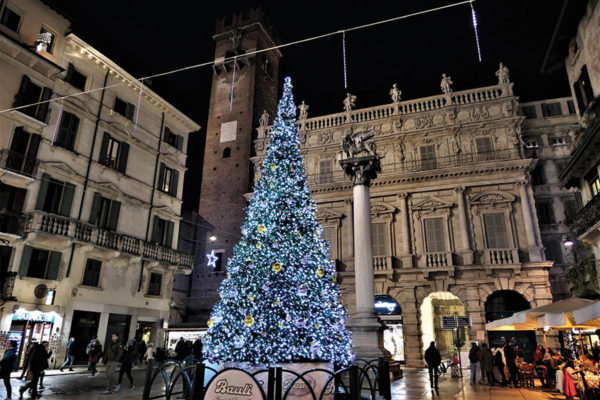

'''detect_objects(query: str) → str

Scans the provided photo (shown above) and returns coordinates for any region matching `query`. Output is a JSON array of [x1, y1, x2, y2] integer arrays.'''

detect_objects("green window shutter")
[[65, 63, 74, 82], [176, 135, 184, 151], [19, 245, 33, 276], [117, 142, 129, 173], [59, 183, 75, 217], [107, 200, 121, 231], [165, 221, 174, 248], [67, 114, 79, 149], [36, 173, 51, 210], [126, 103, 135, 120], [157, 163, 165, 190], [170, 170, 179, 196], [46, 251, 62, 280], [99, 132, 109, 165], [151, 216, 160, 242], [55, 114, 67, 146], [38, 87, 52, 123], [89, 192, 102, 223], [15, 75, 31, 106]]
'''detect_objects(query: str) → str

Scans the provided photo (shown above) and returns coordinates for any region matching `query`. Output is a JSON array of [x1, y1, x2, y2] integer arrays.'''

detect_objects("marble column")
[[455, 187, 473, 265], [518, 181, 544, 261], [398, 193, 413, 267], [338, 147, 383, 359]]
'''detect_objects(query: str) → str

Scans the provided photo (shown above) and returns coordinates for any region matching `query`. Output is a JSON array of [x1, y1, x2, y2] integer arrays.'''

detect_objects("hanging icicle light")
[[134, 78, 144, 131], [470, 1, 482, 62], [51, 100, 64, 145], [230, 58, 237, 111], [342, 31, 348, 89]]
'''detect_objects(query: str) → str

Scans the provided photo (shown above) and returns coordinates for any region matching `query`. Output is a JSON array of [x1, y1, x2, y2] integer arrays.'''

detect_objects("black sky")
[[44, 0, 576, 210]]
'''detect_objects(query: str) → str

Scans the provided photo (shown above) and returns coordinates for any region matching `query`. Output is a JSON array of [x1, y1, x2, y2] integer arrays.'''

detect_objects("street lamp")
[[209, 235, 217, 242]]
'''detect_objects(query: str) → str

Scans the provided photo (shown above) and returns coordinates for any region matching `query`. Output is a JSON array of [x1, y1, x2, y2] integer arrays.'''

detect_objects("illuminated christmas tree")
[[203, 77, 353, 366]]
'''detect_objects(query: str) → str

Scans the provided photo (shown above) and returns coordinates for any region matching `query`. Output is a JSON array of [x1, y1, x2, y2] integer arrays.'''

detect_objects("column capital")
[[397, 192, 410, 200], [454, 186, 466, 194], [516, 179, 530, 187], [337, 155, 382, 186], [344, 198, 353, 206]]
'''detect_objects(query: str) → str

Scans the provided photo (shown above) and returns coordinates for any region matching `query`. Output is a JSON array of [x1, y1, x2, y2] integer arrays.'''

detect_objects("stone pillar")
[[455, 187, 474, 265], [462, 287, 485, 342], [398, 292, 423, 367], [337, 145, 383, 359], [344, 198, 354, 261], [398, 193, 413, 267], [518, 181, 544, 261]]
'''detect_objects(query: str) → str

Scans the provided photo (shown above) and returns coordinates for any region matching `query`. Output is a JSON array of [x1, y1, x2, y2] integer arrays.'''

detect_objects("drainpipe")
[[138, 112, 164, 292], [65, 70, 109, 277]]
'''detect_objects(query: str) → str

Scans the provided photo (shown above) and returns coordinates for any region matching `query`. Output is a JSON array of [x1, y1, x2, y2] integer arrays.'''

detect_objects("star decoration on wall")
[[206, 250, 219, 268]]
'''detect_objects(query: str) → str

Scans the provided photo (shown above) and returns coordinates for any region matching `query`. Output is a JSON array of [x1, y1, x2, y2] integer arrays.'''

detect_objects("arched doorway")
[[420, 292, 469, 358], [485, 290, 535, 362], [375, 295, 404, 361]]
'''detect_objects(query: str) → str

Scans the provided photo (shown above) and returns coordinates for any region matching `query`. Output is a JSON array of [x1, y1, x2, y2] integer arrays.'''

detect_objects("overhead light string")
[[230, 57, 237, 111], [51, 98, 64, 145], [134, 78, 144, 130], [470, 0, 482, 62], [342, 31, 348, 89]]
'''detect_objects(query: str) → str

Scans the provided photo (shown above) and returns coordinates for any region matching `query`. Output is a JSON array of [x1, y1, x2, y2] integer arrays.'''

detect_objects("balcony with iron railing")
[[307, 148, 522, 186], [0, 149, 38, 176], [574, 194, 600, 237], [23, 211, 194, 269]]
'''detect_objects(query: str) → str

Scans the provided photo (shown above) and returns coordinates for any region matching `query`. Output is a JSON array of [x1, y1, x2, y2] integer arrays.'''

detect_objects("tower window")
[[223, 147, 231, 158]]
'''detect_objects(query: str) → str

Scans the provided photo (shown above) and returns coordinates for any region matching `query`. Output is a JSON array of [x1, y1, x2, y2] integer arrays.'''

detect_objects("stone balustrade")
[[484, 248, 519, 265], [373, 255, 393, 271], [24, 211, 193, 269], [423, 252, 452, 268]]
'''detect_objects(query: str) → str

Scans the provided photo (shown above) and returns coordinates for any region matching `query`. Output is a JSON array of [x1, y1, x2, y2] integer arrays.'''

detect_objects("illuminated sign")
[[12, 310, 56, 323], [206, 250, 219, 268], [374, 295, 401, 315]]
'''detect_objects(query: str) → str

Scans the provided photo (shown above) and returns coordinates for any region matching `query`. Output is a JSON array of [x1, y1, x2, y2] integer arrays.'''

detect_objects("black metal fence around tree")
[[142, 357, 391, 400]]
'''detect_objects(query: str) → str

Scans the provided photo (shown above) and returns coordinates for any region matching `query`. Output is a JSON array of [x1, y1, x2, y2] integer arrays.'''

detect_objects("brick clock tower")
[[194, 9, 280, 311]]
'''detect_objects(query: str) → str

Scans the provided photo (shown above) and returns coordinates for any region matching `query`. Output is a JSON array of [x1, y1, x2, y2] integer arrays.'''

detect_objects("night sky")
[[44, 0, 577, 210]]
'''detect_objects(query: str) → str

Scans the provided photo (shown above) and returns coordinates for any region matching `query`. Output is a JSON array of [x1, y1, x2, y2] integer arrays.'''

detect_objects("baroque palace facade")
[[254, 76, 555, 367]]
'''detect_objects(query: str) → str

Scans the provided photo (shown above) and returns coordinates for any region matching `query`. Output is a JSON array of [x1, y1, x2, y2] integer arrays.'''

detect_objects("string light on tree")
[[203, 77, 354, 366]]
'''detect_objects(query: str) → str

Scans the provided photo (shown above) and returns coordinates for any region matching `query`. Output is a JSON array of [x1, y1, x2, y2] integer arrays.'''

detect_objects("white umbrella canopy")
[[486, 298, 598, 331]]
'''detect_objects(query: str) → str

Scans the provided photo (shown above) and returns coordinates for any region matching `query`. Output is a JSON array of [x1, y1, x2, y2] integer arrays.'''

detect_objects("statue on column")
[[298, 100, 309, 121], [389, 83, 401, 103], [440, 73, 453, 95], [343, 93, 357, 113], [259, 110, 269, 127], [495, 62, 510, 85]]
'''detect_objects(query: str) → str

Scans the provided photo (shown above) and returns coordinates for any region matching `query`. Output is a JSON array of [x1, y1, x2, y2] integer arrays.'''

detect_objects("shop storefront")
[[9, 309, 61, 368], [166, 327, 206, 350], [375, 294, 404, 362]]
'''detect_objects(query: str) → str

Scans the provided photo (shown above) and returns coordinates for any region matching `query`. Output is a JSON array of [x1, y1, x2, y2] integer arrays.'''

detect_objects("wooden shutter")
[[319, 160, 332, 184], [157, 163, 165, 190], [151, 216, 160, 242], [89, 193, 102, 223], [99, 132, 109, 165], [484, 213, 509, 248], [65, 63, 74, 83], [322, 227, 335, 259], [24, 134, 41, 175], [38, 87, 52, 123], [165, 221, 174, 248], [420, 145, 436, 170], [36, 173, 50, 210], [126, 103, 135, 120], [370, 222, 387, 256], [46, 250, 62, 280], [107, 200, 121, 231], [117, 142, 129, 173], [66, 113, 79, 149], [424, 218, 446, 252], [176, 135, 184, 151], [19, 245, 33, 276], [170, 170, 179, 196], [14, 75, 31, 106], [59, 182, 75, 217]]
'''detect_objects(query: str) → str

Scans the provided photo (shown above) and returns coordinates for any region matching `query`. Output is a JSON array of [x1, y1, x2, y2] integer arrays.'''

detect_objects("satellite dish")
[[34, 284, 48, 299]]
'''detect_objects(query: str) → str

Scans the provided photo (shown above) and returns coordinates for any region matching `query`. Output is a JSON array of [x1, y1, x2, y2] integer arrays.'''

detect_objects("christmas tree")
[[203, 77, 353, 366]]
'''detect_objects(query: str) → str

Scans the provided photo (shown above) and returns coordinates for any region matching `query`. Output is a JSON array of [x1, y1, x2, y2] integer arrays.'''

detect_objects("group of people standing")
[[467, 340, 520, 387]]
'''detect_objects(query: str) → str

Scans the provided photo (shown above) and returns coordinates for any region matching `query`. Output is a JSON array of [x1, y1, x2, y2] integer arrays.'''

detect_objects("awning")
[[486, 298, 598, 331]]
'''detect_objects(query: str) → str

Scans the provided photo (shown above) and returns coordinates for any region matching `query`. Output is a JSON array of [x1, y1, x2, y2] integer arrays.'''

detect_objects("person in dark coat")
[[101, 333, 124, 394], [38, 341, 52, 390], [174, 337, 187, 361], [115, 340, 137, 392], [494, 348, 507, 385], [1, 340, 18, 398], [59, 337, 75, 372], [424, 341, 441, 389], [19, 341, 35, 380], [88, 339, 103, 377], [480, 343, 495, 385], [19, 341, 49, 399], [504, 340, 519, 387], [192, 338, 203, 361], [136, 340, 147, 365]]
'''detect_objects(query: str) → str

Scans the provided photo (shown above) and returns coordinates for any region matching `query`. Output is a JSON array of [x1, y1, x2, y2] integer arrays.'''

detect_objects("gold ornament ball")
[[249, 295, 255, 301], [272, 262, 282, 273], [244, 314, 255, 327], [269, 182, 275, 189], [207, 319, 214, 328], [270, 164, 276, 171], [316, 267, 326, 278], [256, 242, 262, 249], [278, 321, 283, 328], [257, 225, 266, 234]]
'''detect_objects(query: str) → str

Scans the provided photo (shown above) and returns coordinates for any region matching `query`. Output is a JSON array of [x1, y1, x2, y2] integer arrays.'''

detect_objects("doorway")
[[68, 310, 100, 364]]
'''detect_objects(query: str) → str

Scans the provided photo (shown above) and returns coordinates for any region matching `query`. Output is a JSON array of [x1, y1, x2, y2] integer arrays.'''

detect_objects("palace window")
[[152, 216, 174, 248], [536, 201, 556, 224], [164, 127, 184, 151], [82, 259, 102, 287], [89, 193, 121, 230], [38, 27, 56, 54], [573, 66, 595, 113], [7, 127, 40, 174], [521, 105, 537, 119], [419, 145, 436, 170], [424, 217, 446, 252], [54, 111, 79, 151], [147, 273, 162, 296], [113, 97, 135, 120], [0, 5, 21, 32], [322, 226, 336, 260], [371, 222, 387, 256], [19, 246, 61, 280], [483, 213, 510, 248], [36, 173, 75, 217], [319, 160, 333, 184], [541, 102, 562, 117], [99, 132, 129, 173], [65, 63, 87, 91], [158, 163, 179, 196], [13, 76, 52, 123]]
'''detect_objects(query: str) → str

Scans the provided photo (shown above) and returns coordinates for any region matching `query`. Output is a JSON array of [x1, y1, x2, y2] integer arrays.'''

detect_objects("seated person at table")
[[563, 360, 578, 400], [542, 353, 557, 382], [533, 347, 543, 366]]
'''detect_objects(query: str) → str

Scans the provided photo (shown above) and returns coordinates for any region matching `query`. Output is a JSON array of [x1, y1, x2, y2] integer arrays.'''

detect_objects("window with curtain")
[[319, 160, 333, 184], [371, 222, 387, 256], [424, 217, 446, 252], [483, 213, 510, 248]]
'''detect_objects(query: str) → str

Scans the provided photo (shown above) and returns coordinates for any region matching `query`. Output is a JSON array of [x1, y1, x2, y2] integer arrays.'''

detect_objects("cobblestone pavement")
[[1, 366, 568, 399]]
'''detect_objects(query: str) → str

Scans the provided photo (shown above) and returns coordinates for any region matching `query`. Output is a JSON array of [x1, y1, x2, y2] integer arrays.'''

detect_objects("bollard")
[[377, 358, 391, 400], [349, 365, 360, 400], [192, 362, 205, 400], [142, 360, 154, 400], [274, 367, 282, 400]]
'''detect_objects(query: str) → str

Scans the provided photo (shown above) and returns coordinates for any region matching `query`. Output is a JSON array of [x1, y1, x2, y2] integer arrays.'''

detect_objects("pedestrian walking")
[[86, 336, 97, 356], [192, 338, 203, 361], [115, 340, 137, 392], [424, 341, 441, 389], [88, 339, 103, 377], [100, 332, 123, 394], [1, 340, 18, 399], [59, 337, 76, 372], [136, 340, 147, 365], [144, 343, 155, 364], [504, 340, 519, 387], [19, 341, 35, 380], [468, 342, 482, 385], [38, 342, 52, 390], [19, 341, 49, 399], [480, 343, 495, 385]]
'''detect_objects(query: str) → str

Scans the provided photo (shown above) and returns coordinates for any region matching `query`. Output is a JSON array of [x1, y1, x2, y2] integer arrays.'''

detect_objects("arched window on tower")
[[223, 147, 231, 159]]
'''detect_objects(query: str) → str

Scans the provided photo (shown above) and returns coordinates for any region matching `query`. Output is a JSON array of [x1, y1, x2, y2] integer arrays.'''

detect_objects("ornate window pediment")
[[411, 197, 453, 212], [317, 208, 343, 223], [470, 191, 515, 206], [370, 203, 395, 218]]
